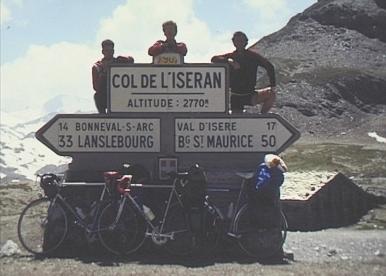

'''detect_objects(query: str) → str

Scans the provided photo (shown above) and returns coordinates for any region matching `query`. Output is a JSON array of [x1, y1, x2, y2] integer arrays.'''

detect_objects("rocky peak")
[[250, 0, 386, 138], [301, 0, 386, 42]]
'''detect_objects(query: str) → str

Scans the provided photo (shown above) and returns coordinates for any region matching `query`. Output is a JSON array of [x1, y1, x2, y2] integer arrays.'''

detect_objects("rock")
[[283, 250, 295, 261], [250, 0, 386, 138], [327, 249, 338, 257], [0, 240, 21, 257]]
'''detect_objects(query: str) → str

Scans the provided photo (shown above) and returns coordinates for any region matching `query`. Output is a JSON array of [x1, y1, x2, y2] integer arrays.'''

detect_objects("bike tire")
[[199, 205, 222, 255], [234, 204, 287, 259], [17, 197, 68, 255], [163, 204, 195, 256], [98, 201, 145, 255]]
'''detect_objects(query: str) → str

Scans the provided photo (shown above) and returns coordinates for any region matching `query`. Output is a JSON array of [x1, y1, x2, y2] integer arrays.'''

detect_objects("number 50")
[[261, 134, 276, 147]]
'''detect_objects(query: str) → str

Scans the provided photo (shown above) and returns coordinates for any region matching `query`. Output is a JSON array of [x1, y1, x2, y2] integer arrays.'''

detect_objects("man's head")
[[264, 154, 288, 172], [101, 39, 114, 59], [162, 20, 178, 40], [232, 31, 248, 50]]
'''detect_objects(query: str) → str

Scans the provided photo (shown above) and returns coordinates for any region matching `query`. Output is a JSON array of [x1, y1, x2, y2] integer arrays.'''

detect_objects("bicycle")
[[98, 164, 217, 257], [206, 171, 288, 259], [17, 173, 119, 256]]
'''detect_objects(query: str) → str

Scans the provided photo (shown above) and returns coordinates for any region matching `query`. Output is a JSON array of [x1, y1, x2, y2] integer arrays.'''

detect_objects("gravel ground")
[[1, 259, 386, 276], [1, 228, 386, 276]]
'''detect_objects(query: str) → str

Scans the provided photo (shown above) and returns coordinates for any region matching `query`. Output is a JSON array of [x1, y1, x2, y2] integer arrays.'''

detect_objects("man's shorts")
[[230, 93, 253, 111]]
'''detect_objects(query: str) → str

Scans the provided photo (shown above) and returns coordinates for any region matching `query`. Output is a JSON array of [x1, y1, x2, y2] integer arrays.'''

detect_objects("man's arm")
[[148, 40, 165, 56], [211, 53, 231, 63], [148, 40, 187, 56], [116, 56, 135, 63], [175, 42, 187, 56], [92, 65, 101, 92], [254, 53, 276, 87], [211, 53, 241, 70]]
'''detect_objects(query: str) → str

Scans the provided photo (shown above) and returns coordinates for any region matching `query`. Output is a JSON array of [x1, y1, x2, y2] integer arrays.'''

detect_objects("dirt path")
[[1, 227, 386, 276], [1, 257, 385, 276], [285, 228, 386, 262]]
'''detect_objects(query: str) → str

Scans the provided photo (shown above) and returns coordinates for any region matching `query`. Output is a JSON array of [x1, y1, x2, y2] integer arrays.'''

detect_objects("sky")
[[0, 0, 316, 115]]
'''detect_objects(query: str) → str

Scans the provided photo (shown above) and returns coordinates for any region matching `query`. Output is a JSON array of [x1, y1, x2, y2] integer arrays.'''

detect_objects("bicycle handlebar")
[[167, 171, 189, 179]]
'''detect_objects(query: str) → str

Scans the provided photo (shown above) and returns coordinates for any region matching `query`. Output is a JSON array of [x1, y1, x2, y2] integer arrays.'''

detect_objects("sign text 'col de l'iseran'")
[[109, 65, 227, 113]]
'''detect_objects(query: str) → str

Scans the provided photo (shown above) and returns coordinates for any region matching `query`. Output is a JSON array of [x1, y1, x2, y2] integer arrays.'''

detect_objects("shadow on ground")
[[33, 240, 290, 268]]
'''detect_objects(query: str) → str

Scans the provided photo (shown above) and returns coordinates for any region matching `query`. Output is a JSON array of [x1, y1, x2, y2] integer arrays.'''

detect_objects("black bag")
[[179, 164, 207, 210], [40, 173, 59, 199]]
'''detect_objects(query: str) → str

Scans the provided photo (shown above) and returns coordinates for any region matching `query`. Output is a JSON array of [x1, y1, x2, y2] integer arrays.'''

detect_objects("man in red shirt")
[[92, 39, 134, 114], [211, 32, 276, 113], [148, 21, 187, 57]]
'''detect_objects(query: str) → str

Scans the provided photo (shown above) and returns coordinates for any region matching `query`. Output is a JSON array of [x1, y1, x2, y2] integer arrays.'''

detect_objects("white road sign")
[[109, 65, 227, 113], [36, 115, 160, 154], [175, 117, 296, 153]]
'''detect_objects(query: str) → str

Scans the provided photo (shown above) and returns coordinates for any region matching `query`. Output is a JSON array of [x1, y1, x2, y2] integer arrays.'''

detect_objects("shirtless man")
[[211, 31, 276, 113]]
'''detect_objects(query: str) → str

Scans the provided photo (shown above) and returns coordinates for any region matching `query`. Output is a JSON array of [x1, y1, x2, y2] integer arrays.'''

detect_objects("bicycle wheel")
[[163, 204, 195, 256], [98, 201, 145, 255], [234, 204, 287, 259], [17, 197, 68, 255]]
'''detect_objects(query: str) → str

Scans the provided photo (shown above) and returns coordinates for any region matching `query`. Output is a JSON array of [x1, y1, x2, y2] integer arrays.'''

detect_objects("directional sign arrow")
[[36, 113, 299, 157], [174, 113, 300, 154], [35, 114, 161, 156]]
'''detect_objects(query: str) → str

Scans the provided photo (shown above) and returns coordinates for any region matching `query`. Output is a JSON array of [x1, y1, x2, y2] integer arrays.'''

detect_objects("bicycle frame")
[[50, 182, 110, 235], [118, 179, 186, 242], [227, 175, 249, 234], [201, 176, 250, 236]]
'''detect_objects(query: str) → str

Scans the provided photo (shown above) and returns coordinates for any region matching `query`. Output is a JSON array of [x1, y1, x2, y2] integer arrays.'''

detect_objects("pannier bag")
[[179, 164, 207, 209], [40, 173, 60, 199]]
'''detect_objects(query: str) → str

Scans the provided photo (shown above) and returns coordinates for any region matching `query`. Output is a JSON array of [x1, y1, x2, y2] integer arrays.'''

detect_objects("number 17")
[[267, 121, 276, 130]]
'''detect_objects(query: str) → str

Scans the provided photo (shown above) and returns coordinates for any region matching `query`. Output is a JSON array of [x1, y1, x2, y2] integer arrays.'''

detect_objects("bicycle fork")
[[227, 180, 246, 238], [121, 194, 172, 243]]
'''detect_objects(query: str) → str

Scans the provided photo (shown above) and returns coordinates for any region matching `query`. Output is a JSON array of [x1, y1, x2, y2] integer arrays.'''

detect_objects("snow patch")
[[1, 109, 71, 181], [0, 240, 21, 257], [368, 132, 386, 143]]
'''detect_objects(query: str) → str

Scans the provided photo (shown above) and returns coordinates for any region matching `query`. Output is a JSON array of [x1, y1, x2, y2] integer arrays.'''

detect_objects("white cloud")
[[1, 0, 235, 114], [10, 0, 24, 7], [1, 3, 12, 25], [243, 0, 291, 42], [1, 42, 97, 112], [96, 0, 232, 63], [1, 0, 318, 114], [1, 0, 25, 26], [243, 0, 287, 15]]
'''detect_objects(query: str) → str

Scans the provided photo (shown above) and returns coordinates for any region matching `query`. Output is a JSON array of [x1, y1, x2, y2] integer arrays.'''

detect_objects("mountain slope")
[[251, 0, 386, 138]]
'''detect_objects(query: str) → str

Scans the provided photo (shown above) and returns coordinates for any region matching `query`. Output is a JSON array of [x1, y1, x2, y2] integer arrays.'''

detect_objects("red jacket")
[[148, 40, 187, 56], [92, 56, 134, 94]]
